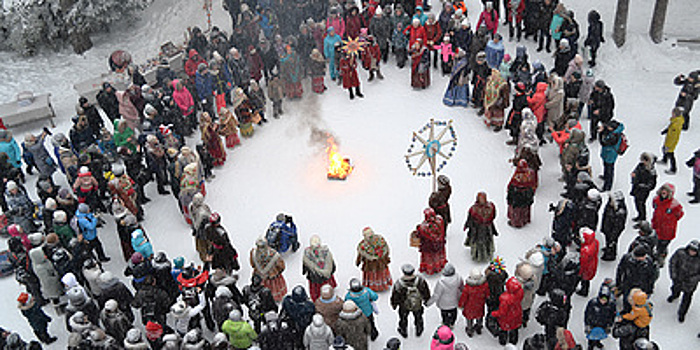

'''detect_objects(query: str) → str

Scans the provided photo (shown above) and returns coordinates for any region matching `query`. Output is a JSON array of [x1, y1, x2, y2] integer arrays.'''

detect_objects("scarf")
[[509, 165, 536, 189], [357, 233, 389, 261], [253, 246, 280, 277], [469, 201, 495, 225], [303, 245, 334, 278], [484, 70, 506, 109]]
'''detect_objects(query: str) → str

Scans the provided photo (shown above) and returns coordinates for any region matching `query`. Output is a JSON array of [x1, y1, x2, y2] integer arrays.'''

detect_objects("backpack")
[[403, 279, 423, 312], [617, 132, 629, 155]]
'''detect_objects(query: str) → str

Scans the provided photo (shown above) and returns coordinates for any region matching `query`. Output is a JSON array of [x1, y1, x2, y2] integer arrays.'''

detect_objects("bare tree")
[[649, 0, 670, 43], [613, 0, 630, 47]]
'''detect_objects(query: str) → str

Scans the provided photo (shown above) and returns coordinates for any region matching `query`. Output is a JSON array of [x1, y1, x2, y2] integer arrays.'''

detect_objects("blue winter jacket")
[[267, 220, 298, 253], [323, 34, 342, 60], [131, 230, 154, 259], [0, 139, 22, 168], [345, 287, 378, 317], [600, 123, 624, 164], [75, 210, 98, 241], [485, 39, 505, 69], [195, 71, 215, 101]]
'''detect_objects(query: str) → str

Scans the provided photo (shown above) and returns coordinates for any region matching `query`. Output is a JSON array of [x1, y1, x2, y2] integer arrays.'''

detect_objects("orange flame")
[[326, 137, 353, 180]]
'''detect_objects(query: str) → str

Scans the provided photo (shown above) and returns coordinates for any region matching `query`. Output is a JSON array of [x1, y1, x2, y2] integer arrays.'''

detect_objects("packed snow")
[[1, 0, 700, 349]]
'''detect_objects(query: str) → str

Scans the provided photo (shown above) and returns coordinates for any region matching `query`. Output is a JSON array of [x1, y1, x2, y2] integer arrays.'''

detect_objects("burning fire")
[[326, 137, 353, 180]]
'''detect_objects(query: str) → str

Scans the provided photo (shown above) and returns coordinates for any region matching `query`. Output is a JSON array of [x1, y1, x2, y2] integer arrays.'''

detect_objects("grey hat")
[[442, 263, 456, 277], [401, 264, 415, 275]]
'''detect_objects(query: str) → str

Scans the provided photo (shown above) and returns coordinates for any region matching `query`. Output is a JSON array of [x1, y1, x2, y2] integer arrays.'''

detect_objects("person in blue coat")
[[599, 120, 624, 192], [195, 63, 216, 117], [485, 34, 505, 69], [345, 278, 380, 340], [324, 27, 343, 81], [131, 229, 154, 260], [0, 130, 22, 170], [266, 213, 300, 253], [412, 6, 428, 25], [76, 203, 110, 262]]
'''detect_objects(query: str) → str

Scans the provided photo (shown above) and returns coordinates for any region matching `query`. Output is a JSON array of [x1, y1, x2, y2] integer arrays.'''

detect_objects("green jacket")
[[222, 319, 257, 349], [53, 222, 76, 247]]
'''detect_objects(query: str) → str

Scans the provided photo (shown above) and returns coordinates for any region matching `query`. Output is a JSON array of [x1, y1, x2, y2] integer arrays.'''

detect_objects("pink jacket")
[[172, 79, 195, 117], [434, 42, 455, 63], [116, 91, 139, 129]]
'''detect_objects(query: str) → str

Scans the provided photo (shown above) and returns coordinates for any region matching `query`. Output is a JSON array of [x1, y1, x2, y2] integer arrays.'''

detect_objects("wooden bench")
[[0, 93, 56, 128]]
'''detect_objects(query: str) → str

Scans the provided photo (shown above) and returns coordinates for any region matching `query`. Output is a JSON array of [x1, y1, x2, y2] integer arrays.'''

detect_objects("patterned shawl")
[[357, 233, 389, 261]]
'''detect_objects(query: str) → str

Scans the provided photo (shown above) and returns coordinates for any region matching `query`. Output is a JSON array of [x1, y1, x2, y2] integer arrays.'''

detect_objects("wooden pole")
[[613, 0, 630, 47], [649, 0, 670, 44]]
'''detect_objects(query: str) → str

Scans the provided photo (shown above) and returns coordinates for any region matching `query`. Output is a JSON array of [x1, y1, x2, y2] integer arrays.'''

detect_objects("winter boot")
[[397, 327, 408, 338], [601, 247, 617, 261], [377, 69, 384, 79], [506, 137, 518, 145], [368, 70, 375, 82], [355, 87, 364, 98], [349, 88, 355, 100]]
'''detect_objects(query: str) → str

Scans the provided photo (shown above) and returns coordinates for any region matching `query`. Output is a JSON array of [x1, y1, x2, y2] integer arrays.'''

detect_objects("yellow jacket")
[[663, 114, 684, 152], [622, 291, 653, 328]]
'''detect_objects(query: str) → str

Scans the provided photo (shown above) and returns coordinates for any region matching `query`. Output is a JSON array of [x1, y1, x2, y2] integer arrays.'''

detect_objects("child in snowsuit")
[[459, 267, 489, 337], [392, 22, 409, 69], [619, 289, 653, 350]]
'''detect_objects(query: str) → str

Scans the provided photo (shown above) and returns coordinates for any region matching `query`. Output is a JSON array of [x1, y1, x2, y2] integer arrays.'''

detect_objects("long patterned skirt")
[[312, 76, 326, 94], [508, 205, 531, 228], [363, 267, 393, 292], [285, 82, 303, 99], [485, 106, 505, 127], [419, 246, 448, 275], [443, 84, 470, 107], [240, 122, 254, 137], [264, 274, 288, 302], [308, 276, 337, 301], [225, 133, 241, 148]]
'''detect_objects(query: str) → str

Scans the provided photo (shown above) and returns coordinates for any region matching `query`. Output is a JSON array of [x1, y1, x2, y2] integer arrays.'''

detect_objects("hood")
[[435, 325, 454, 343], [465, 274, 486, 286], [62, 272, 79, 289], [308, 321, 332, 338], [657, 182, 675, 198], [551, 76, 564, 92], [188, 49, 199, 59], [440, 274, 463, 290], [588, 10, 600, 23], [535, 82, 548, 94], [516, 45, 527, 59], [339, 308, 363, 320], [505, 277, 522, 294], [631, 290, 647, 306], [292, 285, 309, 303], [582, 229, 595, 245]]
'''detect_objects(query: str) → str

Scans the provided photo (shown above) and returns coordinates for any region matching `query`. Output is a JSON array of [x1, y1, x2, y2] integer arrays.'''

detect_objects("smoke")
[[298, 92, 339, 151]]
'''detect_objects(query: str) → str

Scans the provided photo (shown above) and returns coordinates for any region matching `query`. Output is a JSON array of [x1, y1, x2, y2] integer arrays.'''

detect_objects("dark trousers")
[[663, 151, 677, 172], [657, 239, 671, 263], [537, 28, 551, 51], [589, 45, 600, 66], [692, 176, 700, 198], [509, 20, 523, 41], [440, 308, 458, 327], [671, 284, 696, 318], [633, 191, 651, 220], [499, 328, 519, 345], [272, 99, 283, 117], [86, 237, 108, 260], [368, 314, 379, 340], [395, 47, 408, 68], [602, 161, 615, 191], [398, 307, 423, 332], [590, 113, 600, 140]]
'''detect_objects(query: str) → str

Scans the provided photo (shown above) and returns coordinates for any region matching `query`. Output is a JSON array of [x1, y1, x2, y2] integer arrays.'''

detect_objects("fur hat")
[[44, 197, 57, 211], [104, 299, 118, 312], [342, 300, 358, 312]]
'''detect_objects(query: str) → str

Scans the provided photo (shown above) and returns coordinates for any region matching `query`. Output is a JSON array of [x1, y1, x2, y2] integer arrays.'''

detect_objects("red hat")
[[145, 321, 162, 332], [17, 292, 29, 305]]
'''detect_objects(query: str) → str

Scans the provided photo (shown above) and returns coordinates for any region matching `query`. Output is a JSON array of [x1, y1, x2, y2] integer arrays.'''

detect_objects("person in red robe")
[[199, 112, 226, 166], [415, 208, 447, 275], [410, 39, 430, 89], [361, 36, 384, 81], [339, 52, 363, 99], [506, 159, 538, 228]]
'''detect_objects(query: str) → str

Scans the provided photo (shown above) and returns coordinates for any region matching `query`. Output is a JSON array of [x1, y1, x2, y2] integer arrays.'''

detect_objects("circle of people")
[[2, 0, 700, 349]]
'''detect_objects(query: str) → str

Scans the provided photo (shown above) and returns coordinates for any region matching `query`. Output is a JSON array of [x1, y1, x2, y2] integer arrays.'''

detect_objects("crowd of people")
[[0, 0, 699, 349]]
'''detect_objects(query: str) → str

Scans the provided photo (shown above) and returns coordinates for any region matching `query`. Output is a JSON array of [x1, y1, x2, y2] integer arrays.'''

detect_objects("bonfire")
[[326, 137, 353, 180]]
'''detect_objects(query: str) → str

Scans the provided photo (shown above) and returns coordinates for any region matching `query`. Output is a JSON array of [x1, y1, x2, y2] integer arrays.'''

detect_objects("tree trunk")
[[613, 0, 630, 47], [649, 0, 670, 44]]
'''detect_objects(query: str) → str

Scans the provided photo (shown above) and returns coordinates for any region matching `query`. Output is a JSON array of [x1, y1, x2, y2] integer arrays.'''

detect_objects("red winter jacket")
[[476, 9, 499, 36], [652, 184, 684, 241], [345, 13, 365, 39], [508, 0, 526, 23], [527, 82, 548, 123], [424, 22, 442, 47], [579, 229, 599, 281], [184, 49, 207, 78], [491, 277, 523, 331], [458, 278, 489, 319], [404, 25, 427, 48]]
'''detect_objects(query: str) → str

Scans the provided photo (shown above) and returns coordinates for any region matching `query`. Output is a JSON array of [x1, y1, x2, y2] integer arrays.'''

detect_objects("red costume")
[[579, 228, 599, 282], [248, 46, 264, 82], [361, 42, 381, 70], [184, 49, 207, 79], [415, 208, 447, 275], [340, 55, 360, 89], [404, 24, 427, 47], [490, 277, 523, 331], [506, 159, 538, 228], [201, 116, 226, 166], [108, 175, 139, 217], [410, 42, 430, 88]]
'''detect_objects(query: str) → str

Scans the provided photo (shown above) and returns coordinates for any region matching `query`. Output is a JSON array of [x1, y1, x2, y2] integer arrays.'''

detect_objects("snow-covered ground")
[[1, 0, 700, 348]]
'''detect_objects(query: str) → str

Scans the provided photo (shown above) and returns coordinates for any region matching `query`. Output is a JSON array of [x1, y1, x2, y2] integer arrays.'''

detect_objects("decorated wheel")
[[404, 119, 457, 190]]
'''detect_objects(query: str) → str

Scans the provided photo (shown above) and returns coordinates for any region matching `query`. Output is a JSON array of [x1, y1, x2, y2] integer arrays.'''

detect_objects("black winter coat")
[[590, 86, 615, 122], [98, 280, 134, 312], [552, 200, 576, 247], [669, 247, 700, 292], [281, 295, 316, 333], [584, 11, 604, 49], [631, 163, 657, 198], [96, 89, 120, 121], [19, 299, 51, 332], [535, 301, 570, 332], [584, 297, 615, 328], [615, 253, 657, 295], [390, 275, 431, 312], [576, 196, 601, 231], [553, 49, 574, 77], [258, 319, 296, 350], [242, 284, 278, 322], [674, 75, 700, 111], [627, 232, 658, 257], [131, 284, 170, 323], [601, 196, 627, 240]]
